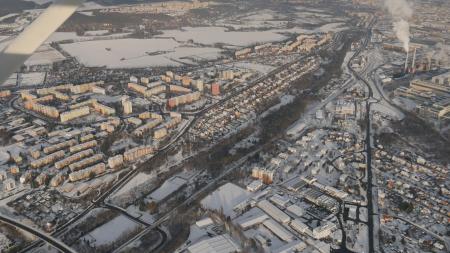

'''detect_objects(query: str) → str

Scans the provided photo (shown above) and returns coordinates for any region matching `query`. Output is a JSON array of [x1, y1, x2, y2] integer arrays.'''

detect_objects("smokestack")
[[428, 55, 432, 71], [411, 47, 417, 73], [404, 50, 409, 72]]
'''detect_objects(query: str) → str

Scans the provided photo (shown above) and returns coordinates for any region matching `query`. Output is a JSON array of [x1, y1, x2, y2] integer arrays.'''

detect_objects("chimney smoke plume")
[[384, 0, 413, 52]]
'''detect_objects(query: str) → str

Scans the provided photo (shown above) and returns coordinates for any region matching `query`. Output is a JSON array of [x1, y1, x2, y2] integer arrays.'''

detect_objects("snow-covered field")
[[82, 215, 142, 246], [60, 38, 224, 68], [84, 30, 109, 36], [2, 72, 46, 87], [25, 44, 66, 66], [19, 72, 46, 86], [46, 31, 130, 43], [215, 10, 289, 30], [215, 7, 346, 29], [372, 102, 405, 120], [57, 21, 347, 69], [231, 62, 275, 74], [114, 172, 156, 197], [0, 42, 65, 72], [158, 26, 287, 47], [275, 22, 348, 34]]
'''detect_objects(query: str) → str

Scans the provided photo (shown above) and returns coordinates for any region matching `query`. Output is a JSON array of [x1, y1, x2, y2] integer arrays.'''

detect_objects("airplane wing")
[[0, 0, 85, 85]]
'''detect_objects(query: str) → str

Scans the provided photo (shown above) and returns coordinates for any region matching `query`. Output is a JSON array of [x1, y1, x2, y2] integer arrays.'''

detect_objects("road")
[[14, 30, 346, 253], [111, 30, 349, 253], [102, 202, 169, 253], [112, 147, 262, 252], [286, 76, 355, 137], [392, 215, 450, 251], [345, 16, 378, 253], [0, 214, 76, 253]]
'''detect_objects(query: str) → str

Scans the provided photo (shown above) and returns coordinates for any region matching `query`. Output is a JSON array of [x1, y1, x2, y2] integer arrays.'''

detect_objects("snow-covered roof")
[[201, 183, 251, 218], [187, 234, 241, 253]]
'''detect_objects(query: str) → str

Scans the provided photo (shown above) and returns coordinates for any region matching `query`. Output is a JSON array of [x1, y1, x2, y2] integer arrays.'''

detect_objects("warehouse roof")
[[187, 234, 241, 253]]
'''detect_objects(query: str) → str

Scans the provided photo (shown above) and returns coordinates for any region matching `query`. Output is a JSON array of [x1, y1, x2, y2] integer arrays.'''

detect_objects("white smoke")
[[384, 0, 413, 52], [393, 19, 410, 52], [427, 43, 450, 67]]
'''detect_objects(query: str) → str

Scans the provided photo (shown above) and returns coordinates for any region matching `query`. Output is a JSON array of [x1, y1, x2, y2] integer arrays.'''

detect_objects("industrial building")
[[257, 200, 291, 224], [237, 211, 268, 230], [187, 234, 241, 253], [262, 219, 294, 242]]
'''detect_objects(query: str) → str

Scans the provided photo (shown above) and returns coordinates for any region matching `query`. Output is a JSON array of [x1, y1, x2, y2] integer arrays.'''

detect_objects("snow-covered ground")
[[201, 183, 252, 218], [275, 22, 348, 34], [114, 172, 156, 197], [84, 30, 110, 36], [215, 10, 289, 30], [157, 26, 287, 47], [46, 31, 130, 43], [79, 11, 94, 16], [231, 62, 276, 74], [260, 94, 295, 118], [126, 205, 155, 224], [2, 72, 46, 87], [27, 19, 347, 69], [60, 38, 224, 68], [18, 72, 46, 86], [24, 44, 66, 66], [372, 102, 404, 120], [158, 24, 347, 47], [81, 215, 142, 246], [0, 42, 65, 71]]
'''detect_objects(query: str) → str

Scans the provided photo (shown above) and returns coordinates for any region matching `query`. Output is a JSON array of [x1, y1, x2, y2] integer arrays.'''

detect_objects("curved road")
[[0, 214, 76, 253]]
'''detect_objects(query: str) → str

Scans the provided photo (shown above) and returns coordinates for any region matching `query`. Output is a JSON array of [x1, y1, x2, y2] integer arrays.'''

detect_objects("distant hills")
[[0, 0, 183, 17], [0, 0, 38, 16], [95, 0, 180, 5]]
